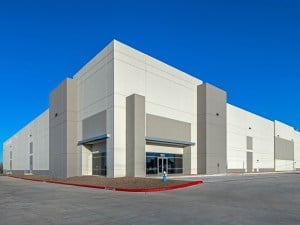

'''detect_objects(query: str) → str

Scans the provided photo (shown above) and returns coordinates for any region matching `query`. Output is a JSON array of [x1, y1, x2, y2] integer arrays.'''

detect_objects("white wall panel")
[[274, 120, 294, 140], [81, 145, 92, 175], [227, 104, 274, 171], [3, 110, 49, 173], [294, 131, 300, 170], [114, 40, 200, 175], [73, 41, 114, 176], [275, 159, 294, 171]]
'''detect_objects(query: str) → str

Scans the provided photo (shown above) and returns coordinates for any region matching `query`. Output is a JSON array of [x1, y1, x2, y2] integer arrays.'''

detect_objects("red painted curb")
[[115, 180, 203, 192], [7, 175, 204, 192]]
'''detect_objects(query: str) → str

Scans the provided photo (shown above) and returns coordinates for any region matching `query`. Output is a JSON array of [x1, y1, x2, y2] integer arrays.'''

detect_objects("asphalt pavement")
[[0, 172, 299, 225]]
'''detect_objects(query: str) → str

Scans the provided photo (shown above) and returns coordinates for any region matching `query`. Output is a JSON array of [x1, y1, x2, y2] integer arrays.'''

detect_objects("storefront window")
[[92, 152, 106, 176], [146, 152, 183, 175]]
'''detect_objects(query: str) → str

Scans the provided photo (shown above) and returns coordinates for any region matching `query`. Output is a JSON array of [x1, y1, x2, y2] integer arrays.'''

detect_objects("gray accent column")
[[197, 83, 227, 174], [49, 78, 78, 178], [183, 146, 192, 174], [126, 94, 146, 177]]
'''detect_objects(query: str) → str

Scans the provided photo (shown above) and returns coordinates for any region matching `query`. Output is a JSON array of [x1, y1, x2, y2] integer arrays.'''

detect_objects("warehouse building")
[[3, 40, 300, 178]]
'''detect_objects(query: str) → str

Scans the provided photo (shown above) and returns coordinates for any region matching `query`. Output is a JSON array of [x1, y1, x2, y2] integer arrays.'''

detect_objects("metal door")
[[29, 155, 33, 173], [247, 152, 253, 172]]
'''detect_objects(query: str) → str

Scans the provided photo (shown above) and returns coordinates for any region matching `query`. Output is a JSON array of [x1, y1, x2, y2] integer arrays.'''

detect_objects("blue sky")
[[0, 0, 299, 162]]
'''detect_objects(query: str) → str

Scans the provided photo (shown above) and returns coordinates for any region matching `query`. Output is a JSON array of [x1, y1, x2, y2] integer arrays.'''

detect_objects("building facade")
[[3, 40, 300, 178]]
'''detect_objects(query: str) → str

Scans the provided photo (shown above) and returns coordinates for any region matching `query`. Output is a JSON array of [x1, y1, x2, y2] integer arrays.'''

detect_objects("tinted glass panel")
[[146, 152, 182, 175], [92, 152, 106, 176]]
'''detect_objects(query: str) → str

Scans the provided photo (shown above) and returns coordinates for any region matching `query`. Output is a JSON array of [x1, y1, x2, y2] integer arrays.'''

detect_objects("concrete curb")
[[7, 175, 204, 192]]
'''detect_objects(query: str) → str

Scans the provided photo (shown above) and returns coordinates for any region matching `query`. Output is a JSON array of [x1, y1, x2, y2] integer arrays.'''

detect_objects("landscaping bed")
[[8, 175, 203, 192]]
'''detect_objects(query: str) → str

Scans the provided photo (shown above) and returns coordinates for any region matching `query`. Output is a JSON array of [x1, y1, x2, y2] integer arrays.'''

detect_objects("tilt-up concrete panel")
[[197, 83, 227, 174], [126, 94, 146, 177], [49, 78, 78, 178]]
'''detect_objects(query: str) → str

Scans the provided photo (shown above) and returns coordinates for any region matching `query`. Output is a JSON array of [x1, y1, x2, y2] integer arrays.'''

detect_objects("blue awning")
[[145, 136, 195, 147], [78, 134, 110, 145]]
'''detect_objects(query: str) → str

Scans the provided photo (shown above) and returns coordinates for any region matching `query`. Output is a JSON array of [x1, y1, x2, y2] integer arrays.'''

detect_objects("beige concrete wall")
[[113, 40, 200, 175], [73, 40, 199, 177], [146, 113, 192, 174], [198, 83, 227, 174], [126, 94, 145, 177], [73, 41, 114, 177], [49, 78, 77, 178], [146, 114, 191, 141]]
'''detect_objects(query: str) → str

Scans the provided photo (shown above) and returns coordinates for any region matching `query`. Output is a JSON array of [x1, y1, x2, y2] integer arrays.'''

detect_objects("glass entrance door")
[[157, 157, 168, 174], [92, 152, 107, 176]]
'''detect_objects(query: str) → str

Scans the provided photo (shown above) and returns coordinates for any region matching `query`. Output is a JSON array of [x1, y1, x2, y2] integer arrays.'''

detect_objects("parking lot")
[[0, 172, 299, 225]]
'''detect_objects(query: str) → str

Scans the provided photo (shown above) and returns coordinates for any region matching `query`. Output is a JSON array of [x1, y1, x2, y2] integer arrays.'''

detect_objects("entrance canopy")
[[145, 136, 195, 147], [78, 134, 110, 145]]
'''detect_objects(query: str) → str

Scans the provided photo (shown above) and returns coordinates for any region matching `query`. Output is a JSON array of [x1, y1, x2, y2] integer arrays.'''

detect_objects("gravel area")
[[9, 175, 188, 189]]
